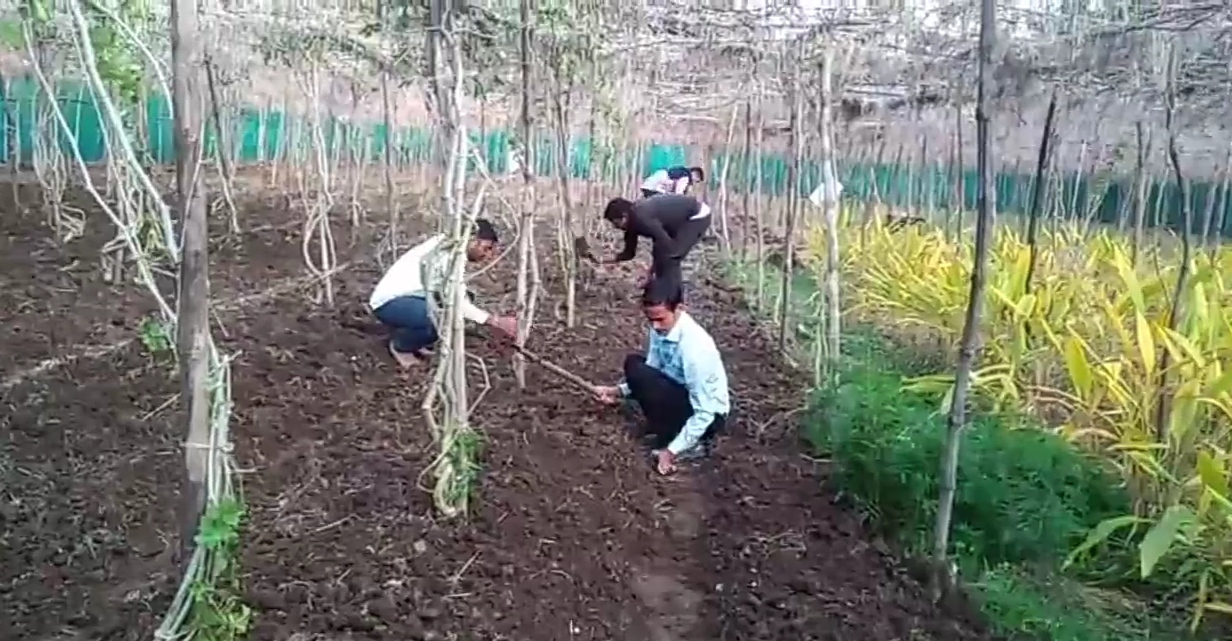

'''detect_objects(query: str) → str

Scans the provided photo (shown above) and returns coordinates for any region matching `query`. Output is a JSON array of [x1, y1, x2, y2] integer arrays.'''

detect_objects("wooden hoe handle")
[[514, 345, 599, 395]]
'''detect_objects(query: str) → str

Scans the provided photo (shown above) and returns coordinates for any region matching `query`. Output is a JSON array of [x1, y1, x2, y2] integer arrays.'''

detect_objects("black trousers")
[[623, 353, 725, 449], [651, 214, 711, 301]]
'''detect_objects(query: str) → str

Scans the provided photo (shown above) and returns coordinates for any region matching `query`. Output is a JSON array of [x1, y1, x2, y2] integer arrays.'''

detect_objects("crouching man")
[[640, 165, 705, 198], [368, 219, 518, 368], [592, 280, 731, 475]]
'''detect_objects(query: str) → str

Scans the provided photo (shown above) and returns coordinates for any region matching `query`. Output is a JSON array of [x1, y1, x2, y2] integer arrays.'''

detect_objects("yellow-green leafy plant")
[[802, 217, 1232, 627]]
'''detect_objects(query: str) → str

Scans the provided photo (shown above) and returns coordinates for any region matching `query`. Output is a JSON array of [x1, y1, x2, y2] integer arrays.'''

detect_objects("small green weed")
[[138, 316, 174, 359], [189, 498, 251, 641]]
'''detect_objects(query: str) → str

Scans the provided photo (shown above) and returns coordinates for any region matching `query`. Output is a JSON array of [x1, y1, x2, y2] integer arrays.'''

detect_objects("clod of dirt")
[[367, 596, 400, 623]]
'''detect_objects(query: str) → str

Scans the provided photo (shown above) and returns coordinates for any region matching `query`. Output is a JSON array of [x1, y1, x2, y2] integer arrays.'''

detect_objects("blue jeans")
[[373, 295, 438, 353]]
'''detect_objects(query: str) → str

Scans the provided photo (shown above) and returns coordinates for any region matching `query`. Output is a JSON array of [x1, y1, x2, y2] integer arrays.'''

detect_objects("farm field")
[[0, 176, 993, 641]]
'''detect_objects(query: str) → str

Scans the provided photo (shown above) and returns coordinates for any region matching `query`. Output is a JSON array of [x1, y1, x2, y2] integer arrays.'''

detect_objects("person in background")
[[368, 219, 518, 368], [592, 280, 731, 475], [599, 194, 711, 297], [640, 165, 705, 198]]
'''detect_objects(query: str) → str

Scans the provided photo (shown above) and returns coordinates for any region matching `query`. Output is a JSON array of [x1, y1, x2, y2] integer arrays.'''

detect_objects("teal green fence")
[[3, 76, 1229, 236]]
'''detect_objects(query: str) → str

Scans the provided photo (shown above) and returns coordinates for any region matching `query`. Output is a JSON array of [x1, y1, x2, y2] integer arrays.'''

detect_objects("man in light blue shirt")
[[593, 280, 731, 475]]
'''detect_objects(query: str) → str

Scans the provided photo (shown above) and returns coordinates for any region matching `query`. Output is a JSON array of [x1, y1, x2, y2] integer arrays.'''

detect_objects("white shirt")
[[640, 169, 691, 195], [368, 234, 490, 324], [808, 178, 844, 208]]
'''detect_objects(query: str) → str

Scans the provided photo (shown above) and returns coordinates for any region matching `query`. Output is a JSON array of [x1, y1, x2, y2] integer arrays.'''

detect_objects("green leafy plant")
[[808, 355, 1130, 569], [82, 0, 149, 109], [801, 329, 1199, 640], [973, 564, 1154, 641], [138, 315, 173, 358], [723, 260, 1190, 640], [442, 425, 485, 510], [189, 499, 251, 641]]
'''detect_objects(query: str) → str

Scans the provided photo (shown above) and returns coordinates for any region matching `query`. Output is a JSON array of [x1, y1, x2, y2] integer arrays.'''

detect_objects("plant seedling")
[[139, 316, 174, 359]]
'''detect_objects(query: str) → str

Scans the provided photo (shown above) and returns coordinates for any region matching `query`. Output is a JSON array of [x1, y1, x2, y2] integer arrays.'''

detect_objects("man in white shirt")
[[593, 280, 731, 475], [368, 219, 518, 368], [807, 176, 843, 209], [640, 165, 704, 199]]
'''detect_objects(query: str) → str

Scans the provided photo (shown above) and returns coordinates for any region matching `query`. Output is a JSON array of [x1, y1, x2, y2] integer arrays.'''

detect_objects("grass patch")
[[973, 565, 1147, 641]]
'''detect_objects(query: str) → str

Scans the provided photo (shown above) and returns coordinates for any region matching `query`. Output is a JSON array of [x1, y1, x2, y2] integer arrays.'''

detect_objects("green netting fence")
[[3, 76, 1230, 236]]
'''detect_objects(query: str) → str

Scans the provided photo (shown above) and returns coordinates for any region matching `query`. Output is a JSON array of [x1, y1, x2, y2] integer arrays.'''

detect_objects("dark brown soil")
[[1, 189, 171, 641], [0, 178, 994, 641], [0, 181, 357, 641], [0, 185, 152, 369]]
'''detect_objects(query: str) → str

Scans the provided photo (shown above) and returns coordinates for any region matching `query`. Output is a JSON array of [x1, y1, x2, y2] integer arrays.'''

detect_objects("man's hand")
[[486, 315, 518, 337], [654, 449, 677, 476], [592, 385, 621, 405]]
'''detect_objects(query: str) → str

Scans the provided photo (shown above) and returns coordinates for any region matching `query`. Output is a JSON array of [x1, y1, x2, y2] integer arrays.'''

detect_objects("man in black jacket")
[[599, 194, 711, 298]]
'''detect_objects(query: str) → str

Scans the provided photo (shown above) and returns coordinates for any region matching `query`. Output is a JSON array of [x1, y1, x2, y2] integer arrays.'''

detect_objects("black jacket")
[[613, 194, 705, 265]]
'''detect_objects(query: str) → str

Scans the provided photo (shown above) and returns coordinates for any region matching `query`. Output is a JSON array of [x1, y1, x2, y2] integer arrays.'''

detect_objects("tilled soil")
[[1, 192, 181, 640], [1, 345, 182, 641], [233, 251, 992, 641], [1, 182, 993, 641], [0, 186, 361, 640], [0, 185, 156, 371]]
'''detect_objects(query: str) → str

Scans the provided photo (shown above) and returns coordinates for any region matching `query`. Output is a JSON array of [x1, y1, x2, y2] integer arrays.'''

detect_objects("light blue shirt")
[[619, 311, 731, 455]]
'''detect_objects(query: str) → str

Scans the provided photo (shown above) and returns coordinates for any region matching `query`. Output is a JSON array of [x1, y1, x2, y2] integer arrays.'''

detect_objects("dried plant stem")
[[64, 0, 178, 262], [420, 11, 486, 519]]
